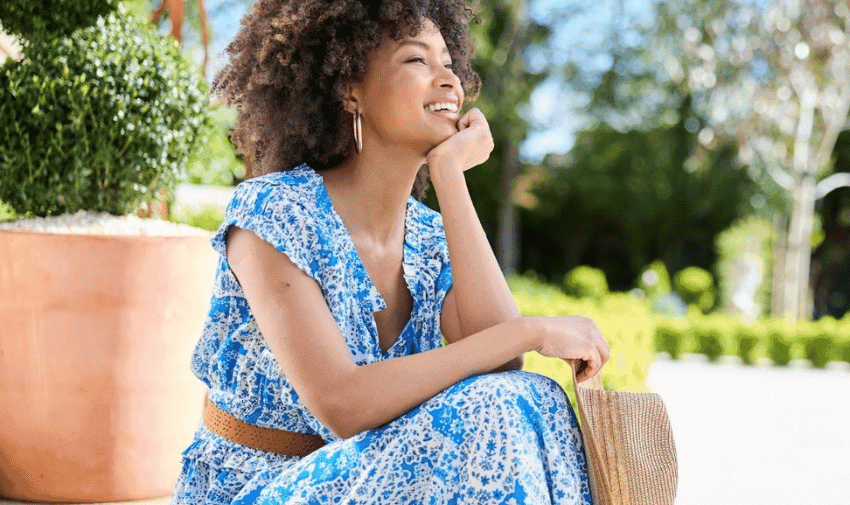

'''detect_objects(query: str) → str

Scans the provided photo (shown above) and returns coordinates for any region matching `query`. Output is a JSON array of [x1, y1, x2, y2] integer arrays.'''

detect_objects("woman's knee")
[[449, 370, 569, 413]]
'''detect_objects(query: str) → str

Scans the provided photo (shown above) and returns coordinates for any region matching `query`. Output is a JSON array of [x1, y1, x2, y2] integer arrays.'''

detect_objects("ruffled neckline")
[[294, 163, 421, 358]]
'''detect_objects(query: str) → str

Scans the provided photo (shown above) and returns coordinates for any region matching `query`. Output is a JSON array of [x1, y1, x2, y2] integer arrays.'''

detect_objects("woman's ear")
[[342, 85, 360, 115]]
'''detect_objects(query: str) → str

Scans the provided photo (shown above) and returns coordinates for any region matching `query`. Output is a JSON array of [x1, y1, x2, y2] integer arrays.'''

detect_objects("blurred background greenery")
[[3, 0, 850, 393]]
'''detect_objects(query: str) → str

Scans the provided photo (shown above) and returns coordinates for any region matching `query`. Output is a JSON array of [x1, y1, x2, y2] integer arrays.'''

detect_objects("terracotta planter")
[[0, 229, 215, 502]]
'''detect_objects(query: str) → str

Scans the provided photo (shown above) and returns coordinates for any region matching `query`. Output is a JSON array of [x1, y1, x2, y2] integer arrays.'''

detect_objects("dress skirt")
[[172, 370, 592, 505]]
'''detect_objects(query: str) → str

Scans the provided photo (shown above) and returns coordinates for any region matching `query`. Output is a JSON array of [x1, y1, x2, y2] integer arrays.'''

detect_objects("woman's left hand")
[[426, 107, 494, 173]]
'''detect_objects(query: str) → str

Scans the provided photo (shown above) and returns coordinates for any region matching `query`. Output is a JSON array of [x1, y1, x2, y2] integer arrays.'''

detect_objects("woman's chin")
[[422, 112, 458, 132], [429, 124, 459, 143], [410, 121, 459, 153]]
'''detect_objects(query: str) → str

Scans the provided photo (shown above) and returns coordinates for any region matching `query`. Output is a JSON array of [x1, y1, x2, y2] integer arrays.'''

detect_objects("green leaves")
[[0, 0, 119, 42], [0, 7, 213, 217], [673, 266, 717, 313], [562, 265, 609, 300]]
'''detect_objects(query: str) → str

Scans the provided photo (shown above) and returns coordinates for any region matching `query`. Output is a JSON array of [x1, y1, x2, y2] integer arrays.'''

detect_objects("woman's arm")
[[431, 164, 524, 372], [226, 226, 540, 439], [427, 108, 523, 371]]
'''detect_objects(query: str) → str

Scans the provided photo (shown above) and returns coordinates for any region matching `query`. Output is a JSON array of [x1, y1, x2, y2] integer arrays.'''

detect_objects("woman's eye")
[[406, 57, 453, 71]]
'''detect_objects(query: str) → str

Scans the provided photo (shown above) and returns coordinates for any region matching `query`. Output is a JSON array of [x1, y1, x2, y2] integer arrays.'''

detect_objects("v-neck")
[[305, 164, 418, 357]]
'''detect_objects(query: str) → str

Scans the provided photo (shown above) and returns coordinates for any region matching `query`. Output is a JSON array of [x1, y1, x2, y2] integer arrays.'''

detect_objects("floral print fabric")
[[171, 163, 592, 504]]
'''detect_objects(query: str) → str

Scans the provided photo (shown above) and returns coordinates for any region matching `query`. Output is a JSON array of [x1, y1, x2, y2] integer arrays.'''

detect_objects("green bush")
[[691, 315, 725, 362], [800, 317, 836, 368], [803, 333, 833, 368], [655, 313, 850, 367], [0, 0, 118, 41], [765, 319, 795, 366], [654, 316, 687, 359], [0, 200, 16, 222], [674, 266, 716, 313], [597, 290, 651, 314], [836, 317, 850, 363], [185, 106, 246, 186], [0, 6, 212, 217], [172, 206, 225, 232], [562, 265, 608, 300], [510, 275, 850, 386], [638, 260, 672, 298], [732, 321, 765, 365]]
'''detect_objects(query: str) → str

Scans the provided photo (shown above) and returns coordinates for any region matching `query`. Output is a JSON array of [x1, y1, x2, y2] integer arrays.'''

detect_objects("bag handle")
[[569, 360, 614, 504]]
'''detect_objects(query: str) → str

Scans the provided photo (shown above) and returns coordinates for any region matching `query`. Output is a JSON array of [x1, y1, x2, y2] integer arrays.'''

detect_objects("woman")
[[172, 0, 610, 503]]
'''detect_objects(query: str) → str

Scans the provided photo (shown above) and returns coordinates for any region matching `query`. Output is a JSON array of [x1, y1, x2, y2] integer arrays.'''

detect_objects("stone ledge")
[[0, 496, 171, 505]]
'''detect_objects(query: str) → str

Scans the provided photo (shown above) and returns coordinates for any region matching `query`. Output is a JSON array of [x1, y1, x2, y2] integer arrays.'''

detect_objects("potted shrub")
[[0, 1, 215, 501]]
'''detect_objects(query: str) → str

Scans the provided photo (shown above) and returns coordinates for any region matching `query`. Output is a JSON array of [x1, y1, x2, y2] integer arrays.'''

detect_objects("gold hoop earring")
[[353, 110, 363, 153]]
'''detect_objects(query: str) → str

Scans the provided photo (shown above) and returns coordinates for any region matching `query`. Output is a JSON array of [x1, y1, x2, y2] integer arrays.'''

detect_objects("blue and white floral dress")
[[171, 163, 592, 505]]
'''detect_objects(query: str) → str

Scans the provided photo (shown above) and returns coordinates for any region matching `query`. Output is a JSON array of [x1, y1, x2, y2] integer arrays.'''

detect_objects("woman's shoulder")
[[211, 163, 327, 279]]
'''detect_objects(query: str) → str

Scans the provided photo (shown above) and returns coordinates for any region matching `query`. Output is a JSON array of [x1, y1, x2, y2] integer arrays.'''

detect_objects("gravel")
[[0, 210, 212, 236]]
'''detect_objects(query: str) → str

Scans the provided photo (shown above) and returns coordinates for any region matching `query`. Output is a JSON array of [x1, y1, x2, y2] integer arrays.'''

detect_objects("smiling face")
[[345, 18, 465, 156]]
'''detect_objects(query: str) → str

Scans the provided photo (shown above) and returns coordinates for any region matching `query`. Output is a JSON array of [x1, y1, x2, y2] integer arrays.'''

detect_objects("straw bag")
[[569, 362, 678, 505]]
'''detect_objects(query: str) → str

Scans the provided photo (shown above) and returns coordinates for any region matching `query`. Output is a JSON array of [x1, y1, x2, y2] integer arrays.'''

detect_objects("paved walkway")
[[647, 357, 850, 505], [3, 358, 848, 504]]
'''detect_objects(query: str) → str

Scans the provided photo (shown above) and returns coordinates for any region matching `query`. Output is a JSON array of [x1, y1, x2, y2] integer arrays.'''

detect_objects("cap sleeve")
[[210, 179, 320, 282]]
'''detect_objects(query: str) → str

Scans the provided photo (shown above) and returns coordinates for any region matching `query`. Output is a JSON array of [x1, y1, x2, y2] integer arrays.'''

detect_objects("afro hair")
[[211, 0, 482, 199]]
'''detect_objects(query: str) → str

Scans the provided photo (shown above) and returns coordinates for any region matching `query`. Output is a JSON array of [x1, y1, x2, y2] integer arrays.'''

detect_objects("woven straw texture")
[[571, 367, 678, 505]]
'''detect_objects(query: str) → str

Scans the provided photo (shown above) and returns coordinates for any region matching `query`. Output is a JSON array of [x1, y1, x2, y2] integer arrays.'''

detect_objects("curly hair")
[[212, 0, 482, 200]]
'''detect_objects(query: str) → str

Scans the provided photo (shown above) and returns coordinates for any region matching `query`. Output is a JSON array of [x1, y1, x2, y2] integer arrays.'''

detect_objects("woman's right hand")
[[528, 315, 610, 383]]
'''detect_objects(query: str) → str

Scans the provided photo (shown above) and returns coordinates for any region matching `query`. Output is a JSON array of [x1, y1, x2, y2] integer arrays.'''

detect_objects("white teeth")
[[425, 102, 458, 113]]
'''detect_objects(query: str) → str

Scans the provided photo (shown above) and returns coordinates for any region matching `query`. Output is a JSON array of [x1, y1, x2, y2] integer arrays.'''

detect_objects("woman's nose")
[[435, 66, 460, 89]]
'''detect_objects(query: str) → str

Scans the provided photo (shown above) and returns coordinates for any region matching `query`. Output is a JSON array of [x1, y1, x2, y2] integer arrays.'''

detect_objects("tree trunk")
[[782, 78, 818, 321], [151, 0, 185, 43], [497, 142, 520, 275], [151, 0, 211, 77], [197, 0, 211, 77], [783, 170, 817, 320], [771, 212, 787, 317]]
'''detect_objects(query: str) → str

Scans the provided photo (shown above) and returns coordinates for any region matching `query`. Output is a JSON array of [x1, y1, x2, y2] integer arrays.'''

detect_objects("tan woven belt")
[[203, 396, 326, 457]]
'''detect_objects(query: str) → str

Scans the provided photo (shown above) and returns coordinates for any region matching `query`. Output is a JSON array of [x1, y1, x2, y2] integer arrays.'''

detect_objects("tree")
[[524, 114, 754, 289], [659, 0, 850, 320], [811, 128, 850, 318], [123, 0, 213, 78], [514, 0, 756, 288], [123, 0, 218, 215]]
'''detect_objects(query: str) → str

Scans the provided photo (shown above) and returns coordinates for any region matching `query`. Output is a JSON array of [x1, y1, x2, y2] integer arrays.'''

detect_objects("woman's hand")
[[529, 315, 610, 383], [426, 107, 494, 173]]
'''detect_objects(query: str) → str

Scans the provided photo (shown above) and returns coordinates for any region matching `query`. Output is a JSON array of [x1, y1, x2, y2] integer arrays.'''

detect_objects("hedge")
[[507, 274, 656, 413], [507, 274, 850, 392], [562, 265, 609, 300], [653, 312, 850, 368]]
